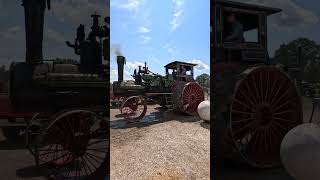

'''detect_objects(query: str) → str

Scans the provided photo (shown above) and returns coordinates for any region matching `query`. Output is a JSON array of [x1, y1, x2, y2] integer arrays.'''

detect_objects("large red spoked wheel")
[[230, 66, 302, 168], [35, 110, 108, 179], [173, 82, 205, 115], [120, 96, 147, 122]]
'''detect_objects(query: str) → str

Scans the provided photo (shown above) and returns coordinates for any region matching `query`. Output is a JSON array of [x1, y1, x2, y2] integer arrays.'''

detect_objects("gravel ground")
[[110, 105, 210, 180], [0, 129, 47, 180]]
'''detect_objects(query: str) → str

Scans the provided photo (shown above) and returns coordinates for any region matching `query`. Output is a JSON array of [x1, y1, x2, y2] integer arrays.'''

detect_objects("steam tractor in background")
[[111, 55, 205, 122], [212, 0, 303, 168], [0, 1, 109, 179]]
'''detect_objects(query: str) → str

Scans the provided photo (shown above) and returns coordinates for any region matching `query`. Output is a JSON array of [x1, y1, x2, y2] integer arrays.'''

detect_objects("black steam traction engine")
[[0, 2, 109, 179], [111, 56, 205, 122], [213, 0, 303, 168]]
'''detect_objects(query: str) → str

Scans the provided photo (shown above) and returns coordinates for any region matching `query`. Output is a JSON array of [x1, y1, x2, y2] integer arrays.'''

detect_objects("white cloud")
[[111, 68, 118, 76], [137, 26, 150, 33], [126, 61, 145, 70], [110, 67, 132, 82], [140, 35, 151, 44], [187, 59, 210, 71], [112, 0, 152, 44], [170, 0, 185, 32], [112, 0, 149, 22], [163, 43, 177, 57], [110, 68, 118, 82], [115, 0, 143, 13]]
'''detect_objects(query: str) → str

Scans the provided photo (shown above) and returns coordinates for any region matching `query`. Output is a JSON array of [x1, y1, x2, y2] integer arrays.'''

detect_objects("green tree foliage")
[[196, 73, 210, 90], [273, 38, 320, 83]]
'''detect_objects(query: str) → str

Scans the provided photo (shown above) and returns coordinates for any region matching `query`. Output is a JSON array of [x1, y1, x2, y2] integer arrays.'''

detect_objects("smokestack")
[[117, 56, 126, 83]]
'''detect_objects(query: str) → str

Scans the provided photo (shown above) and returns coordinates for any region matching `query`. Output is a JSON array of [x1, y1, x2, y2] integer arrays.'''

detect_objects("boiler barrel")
[[9, 62, 107, 113]]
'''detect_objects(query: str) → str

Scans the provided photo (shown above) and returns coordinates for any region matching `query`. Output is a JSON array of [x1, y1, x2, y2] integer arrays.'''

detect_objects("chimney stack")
[[117, 56, 126, 83]]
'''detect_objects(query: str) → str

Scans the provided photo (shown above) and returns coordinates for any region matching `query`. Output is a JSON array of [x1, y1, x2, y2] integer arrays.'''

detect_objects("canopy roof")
[[216, 0, 281, 31], [164, 61, 197, 69], [215, 0, 282, 15]]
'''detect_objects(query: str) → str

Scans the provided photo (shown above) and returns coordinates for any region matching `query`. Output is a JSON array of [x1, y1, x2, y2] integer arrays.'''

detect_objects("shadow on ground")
[[214, 161, 294, 180], [110, 107, 204, 129], [16, 165, 52, 179], [0, 134, 26, 150]]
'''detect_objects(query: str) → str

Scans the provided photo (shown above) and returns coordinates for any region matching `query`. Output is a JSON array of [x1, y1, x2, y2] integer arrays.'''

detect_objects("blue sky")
[[110, 0, 210, 82]]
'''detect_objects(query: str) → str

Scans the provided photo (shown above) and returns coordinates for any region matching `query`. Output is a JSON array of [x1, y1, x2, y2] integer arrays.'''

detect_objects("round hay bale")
[[197, 100, 210, 121], [281, 123, 320, 180]]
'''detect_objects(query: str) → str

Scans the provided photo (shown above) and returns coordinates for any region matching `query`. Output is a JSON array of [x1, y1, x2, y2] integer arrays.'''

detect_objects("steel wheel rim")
[[36, 110, 108, 179], [121, 96, 147, 122], [230, 66, 302, 168], [182, 82, 205, 115]]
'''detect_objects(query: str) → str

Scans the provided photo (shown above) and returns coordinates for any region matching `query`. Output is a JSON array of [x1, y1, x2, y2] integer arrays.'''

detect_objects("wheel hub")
[[188, 93, 196, 102], [69, 134, 90, 156], [255, 105, 273, 127]]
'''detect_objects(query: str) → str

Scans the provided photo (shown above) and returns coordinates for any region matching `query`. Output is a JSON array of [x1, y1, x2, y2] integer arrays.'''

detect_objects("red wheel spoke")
[[232, 109, 253, 115], [273, 117, 297, 124], [251, 75, 262, 104], [265, 71, 270, 104], [259, 72, 265, 104], [230, 66, 302, 167], [272, 99, 292, 112], [83, 154, 98, 170], [268, 79, 284, 104], [238, 88, 257, 108], [233, 117, 253, 124], [233, 98, 254, 110], [273, 110, 293, 116], [243, 80, 259, 105]]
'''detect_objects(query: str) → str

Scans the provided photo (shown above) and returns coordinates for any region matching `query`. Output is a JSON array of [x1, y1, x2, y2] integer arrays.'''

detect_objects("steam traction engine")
[[112, 56, 205, 122], [1, 1, 109, 179], [213, 0, 303, 168]]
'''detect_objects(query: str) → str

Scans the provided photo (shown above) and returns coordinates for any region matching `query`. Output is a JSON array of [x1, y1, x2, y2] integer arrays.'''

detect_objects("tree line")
[[273, 37, 320, 96]]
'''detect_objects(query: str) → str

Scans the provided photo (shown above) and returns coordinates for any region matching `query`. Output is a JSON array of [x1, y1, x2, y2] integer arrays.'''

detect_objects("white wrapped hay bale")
[[280, 123, 320, 180], [197, 100, 210, 121]]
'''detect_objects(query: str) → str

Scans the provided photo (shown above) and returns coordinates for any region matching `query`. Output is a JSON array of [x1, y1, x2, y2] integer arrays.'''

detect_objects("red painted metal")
[[230, 66, 303, 167], [37, 110, 108, 179], [0, 94, 34, 118], [120, 96, 147, 122], [181, 82, 205, 115], [173, 82, 205, 115]]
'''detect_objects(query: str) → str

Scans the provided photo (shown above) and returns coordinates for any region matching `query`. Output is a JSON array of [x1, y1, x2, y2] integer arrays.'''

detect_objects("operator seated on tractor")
[[224, 13, 244, 42], [172, 69, 177, 79], [224, 13, 244, 62], [181, 65, 187, 75]]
